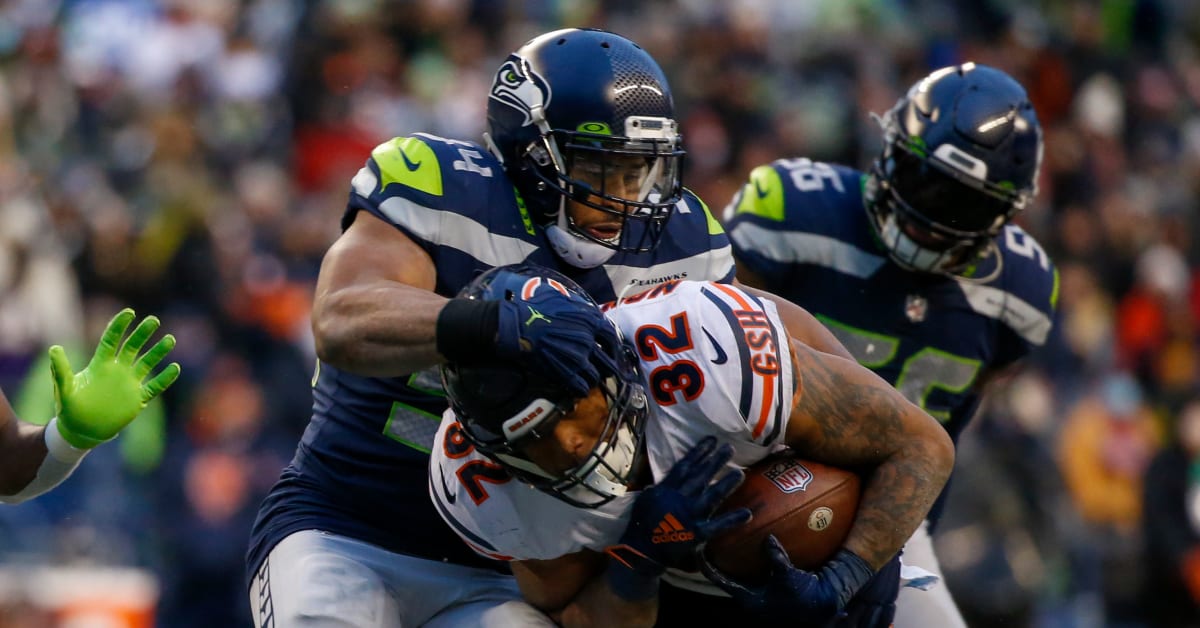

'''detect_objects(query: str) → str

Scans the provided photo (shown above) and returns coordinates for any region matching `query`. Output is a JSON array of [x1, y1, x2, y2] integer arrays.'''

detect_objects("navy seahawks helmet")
[[440, 264, 648, 508], [485, 29, 684, 268], [866, 63, 1043, 277]]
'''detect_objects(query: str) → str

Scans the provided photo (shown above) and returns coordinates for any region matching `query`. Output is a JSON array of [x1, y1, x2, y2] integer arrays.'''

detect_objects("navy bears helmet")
[[440, 264, 649, 508], [867, 63, 1043, 278], [485, 28, 685, 268]]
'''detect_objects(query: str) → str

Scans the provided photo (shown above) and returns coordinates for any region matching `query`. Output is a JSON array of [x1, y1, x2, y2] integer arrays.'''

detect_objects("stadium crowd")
[[0, 0, 1198, 626]]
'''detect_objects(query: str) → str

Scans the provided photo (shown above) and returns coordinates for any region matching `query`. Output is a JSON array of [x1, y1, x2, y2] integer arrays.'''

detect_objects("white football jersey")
[[428, 281, 796, 583]]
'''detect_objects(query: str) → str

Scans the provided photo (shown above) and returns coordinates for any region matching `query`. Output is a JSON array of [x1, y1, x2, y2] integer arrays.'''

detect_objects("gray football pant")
[[894, 521, 969, 628], [249, 529, 555, 628]]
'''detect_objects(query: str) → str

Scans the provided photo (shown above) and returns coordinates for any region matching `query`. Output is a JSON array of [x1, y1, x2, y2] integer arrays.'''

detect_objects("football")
[[704, 452, 861, 581]]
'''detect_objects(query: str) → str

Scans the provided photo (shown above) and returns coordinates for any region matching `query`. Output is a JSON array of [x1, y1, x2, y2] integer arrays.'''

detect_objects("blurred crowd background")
[[1, 0, 1199, 626]]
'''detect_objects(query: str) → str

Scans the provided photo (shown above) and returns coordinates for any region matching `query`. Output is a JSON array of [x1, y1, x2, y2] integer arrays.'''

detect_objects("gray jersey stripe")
[[728, 223, 885, 279], [374, 194, 541, 265], [730, 222, 1051, 345], [957, 282, 1052, 346]]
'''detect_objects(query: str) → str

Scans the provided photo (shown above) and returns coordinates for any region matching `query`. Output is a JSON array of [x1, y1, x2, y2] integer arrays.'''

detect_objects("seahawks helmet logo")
[[489, 57, 551, 127]]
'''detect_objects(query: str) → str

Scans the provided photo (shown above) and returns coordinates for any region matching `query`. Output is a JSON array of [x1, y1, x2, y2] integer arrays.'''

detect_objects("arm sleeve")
[[0, 419, 89, 504]]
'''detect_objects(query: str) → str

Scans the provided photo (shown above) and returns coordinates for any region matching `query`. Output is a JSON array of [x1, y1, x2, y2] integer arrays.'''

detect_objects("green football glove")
[[51, 308, 181, 449]]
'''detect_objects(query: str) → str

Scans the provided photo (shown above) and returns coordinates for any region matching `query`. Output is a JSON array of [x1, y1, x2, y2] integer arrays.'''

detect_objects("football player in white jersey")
[[431, 264, 954, 627]]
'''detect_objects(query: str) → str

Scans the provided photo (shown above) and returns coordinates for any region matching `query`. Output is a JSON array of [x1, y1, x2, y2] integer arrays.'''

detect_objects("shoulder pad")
[[358, 133, 503, 206], [680, 189, 726, 236], [372, 135, 447, 197], [997, 225, 1059, 314], [725, 159, 862, 223], [957, 225, 1058, 348], [726, 164, 787, 222]]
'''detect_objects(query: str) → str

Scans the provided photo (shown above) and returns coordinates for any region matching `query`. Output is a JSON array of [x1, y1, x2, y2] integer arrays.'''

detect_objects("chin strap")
[[943, 239, 1005, 284], [546, 201, 618, 268]]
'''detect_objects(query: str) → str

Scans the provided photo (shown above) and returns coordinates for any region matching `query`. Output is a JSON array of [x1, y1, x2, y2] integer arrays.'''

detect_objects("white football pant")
[[894, 521, 969, 628]]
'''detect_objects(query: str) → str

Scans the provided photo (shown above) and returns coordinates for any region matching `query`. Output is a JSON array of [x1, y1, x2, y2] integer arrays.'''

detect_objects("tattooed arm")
[[782, 339, 954, 569]]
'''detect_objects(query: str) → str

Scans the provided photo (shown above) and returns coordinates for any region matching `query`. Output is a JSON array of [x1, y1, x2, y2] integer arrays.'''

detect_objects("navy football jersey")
[[724, 158, 1058, 443], [246, 134, 734, 580]]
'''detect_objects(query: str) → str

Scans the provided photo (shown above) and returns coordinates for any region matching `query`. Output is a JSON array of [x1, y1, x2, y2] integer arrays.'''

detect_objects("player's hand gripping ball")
[[703, 452, 860, 580]]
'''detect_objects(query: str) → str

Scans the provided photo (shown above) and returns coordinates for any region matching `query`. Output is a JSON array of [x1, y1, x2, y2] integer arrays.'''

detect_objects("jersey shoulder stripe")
[[724, 159, 876, 280], [698, 283, 790, 444], [365, 192, 540, 266], [957, 225, 1057, 347], [605, 281, 791, 447], [683, 188, 726, 237], [344, 133, 542, 266], [363, 133, 504, 208], [727, 222, 885, 279]]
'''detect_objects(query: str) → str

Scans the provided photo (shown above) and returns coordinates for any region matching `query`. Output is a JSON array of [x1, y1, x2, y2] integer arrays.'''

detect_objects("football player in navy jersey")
[[246, 28, 848, 628], [723, 63, 1058, 628]]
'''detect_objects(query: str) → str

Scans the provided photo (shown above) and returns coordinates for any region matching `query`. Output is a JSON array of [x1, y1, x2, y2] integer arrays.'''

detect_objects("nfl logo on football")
[[764, 460, 814, 493]]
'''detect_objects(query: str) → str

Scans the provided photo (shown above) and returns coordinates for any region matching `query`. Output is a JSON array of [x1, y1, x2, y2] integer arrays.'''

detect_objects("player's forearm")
[[0, 419, 90, 504], [843, 425, 953, 569], [786, 342, 954, 569], [0, 419, 49, 496], [312, 281, 449, 377]]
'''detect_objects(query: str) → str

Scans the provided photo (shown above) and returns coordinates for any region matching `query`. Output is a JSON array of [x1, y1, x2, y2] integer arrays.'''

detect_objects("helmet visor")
[[888, 147, 1014, 237], [530, 126, 684, 254]]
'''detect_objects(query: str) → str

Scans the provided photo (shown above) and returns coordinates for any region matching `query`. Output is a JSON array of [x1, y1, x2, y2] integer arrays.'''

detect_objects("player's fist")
[[700, 539, 875, 627], [52, 309, 181, 449]]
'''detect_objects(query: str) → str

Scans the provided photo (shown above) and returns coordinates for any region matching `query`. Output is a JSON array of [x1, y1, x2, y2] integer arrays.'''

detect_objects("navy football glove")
[[699, 535, 875, 627], [605, 436, 751, 599], [438, 289, 610, 398], [493, 289, 608, 397]]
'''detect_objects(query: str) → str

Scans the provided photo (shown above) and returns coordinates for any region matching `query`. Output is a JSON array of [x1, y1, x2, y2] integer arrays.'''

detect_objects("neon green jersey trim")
[[686, 190, 725, 236], [514, 187, 536, 235], [733, 165, 786, 221], [1049, 266, 1061, 310], [372, 137, 444, 197]]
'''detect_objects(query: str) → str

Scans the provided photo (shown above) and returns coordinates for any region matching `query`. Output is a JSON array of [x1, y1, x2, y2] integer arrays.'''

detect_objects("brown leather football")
[[704, 453, 861, 581]]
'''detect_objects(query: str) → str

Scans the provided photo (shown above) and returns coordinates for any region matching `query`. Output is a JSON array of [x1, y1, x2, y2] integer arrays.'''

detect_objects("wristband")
[[604, 546, 662, 601], [436, 298, 500, 364], [820, 549, 876, 608], [47, 418, 91, 462]]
